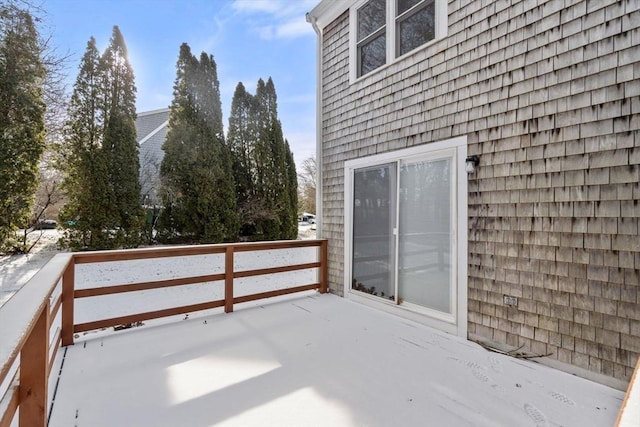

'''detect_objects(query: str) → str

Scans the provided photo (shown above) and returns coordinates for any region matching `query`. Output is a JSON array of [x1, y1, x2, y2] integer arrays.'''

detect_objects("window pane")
[[397, 0, 421, 16], [358, 0, 386, 41], [398, 158, 452, 314], [398, 1, 435, 56], [359, 33, 386, 76], [352, 164, 397, 301]]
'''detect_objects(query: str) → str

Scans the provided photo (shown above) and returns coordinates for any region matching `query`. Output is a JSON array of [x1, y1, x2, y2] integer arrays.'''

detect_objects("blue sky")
[[42, 0, 318, 165]]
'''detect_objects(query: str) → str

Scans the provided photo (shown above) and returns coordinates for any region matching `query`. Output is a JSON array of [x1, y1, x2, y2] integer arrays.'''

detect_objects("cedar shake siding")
[[310, 0, 640, 384]]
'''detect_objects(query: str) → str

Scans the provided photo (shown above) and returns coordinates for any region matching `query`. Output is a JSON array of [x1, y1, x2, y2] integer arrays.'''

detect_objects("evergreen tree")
[[227, 77, 298, 240], [0, 4, 47, 252], [257, 78, 298, 240], [228, 82, 262, 236], [228, 83, 251, 206], [283, 139, 299, 239], [252, 78, 277, 238], [100, 26, 143, 247], [60, 27, 142, 250], [158, 43, 237, 243], [59, 37, 111, 250]]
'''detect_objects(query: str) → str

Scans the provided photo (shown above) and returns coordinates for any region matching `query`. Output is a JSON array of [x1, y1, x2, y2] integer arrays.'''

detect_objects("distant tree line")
[[0, 2, 300, 252]]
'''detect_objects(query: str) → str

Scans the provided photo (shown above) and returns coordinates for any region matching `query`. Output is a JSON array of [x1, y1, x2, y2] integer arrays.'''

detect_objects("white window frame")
[[349, 0, 447, 82], [344, 136, 468, 337]]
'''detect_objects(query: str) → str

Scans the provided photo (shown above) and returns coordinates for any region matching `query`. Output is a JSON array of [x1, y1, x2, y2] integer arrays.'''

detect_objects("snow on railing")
[[0, 240, 328, 427], [0, 253, 71, 427]]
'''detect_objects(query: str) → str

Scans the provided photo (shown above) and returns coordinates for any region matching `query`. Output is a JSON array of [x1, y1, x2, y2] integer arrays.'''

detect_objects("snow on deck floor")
[[48, 293, 624, 427]]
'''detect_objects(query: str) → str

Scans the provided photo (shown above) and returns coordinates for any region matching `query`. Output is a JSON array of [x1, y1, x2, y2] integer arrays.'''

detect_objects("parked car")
[[34, 219, 57, 230]]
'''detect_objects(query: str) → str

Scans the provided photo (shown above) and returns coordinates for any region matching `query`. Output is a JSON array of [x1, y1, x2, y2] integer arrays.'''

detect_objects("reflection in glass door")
[[398, 158, 453, 314], [352, 163, 397, 301]]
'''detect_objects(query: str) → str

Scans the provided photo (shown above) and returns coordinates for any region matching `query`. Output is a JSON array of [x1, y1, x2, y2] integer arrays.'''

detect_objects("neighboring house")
[[136, 108, 169, 205], [307, 0, 639, 388]]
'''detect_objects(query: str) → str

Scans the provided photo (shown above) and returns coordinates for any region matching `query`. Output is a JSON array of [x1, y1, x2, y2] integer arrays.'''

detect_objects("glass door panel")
[[398, 157, 453, 314], [352, 164, 397, 301]]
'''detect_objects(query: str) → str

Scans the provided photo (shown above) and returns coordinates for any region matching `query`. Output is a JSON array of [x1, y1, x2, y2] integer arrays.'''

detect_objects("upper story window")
[[351, 0, 445, 80], [357, 0, 386, 76], [397, 0, 435, 56]]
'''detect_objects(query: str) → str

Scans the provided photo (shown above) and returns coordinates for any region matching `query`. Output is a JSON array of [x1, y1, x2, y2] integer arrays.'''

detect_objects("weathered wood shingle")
[[317, 0, 640, 383]]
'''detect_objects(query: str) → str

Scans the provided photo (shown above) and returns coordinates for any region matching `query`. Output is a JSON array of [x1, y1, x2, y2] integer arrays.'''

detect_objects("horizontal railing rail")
[[0, 239, 328, 427]]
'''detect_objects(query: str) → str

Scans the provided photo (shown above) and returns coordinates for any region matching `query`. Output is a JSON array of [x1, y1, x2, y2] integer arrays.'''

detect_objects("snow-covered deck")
[[48, 292, 623, 427]]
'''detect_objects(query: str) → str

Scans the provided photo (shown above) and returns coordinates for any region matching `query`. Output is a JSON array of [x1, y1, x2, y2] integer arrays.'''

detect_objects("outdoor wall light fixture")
[[465, 155, 480, 174]]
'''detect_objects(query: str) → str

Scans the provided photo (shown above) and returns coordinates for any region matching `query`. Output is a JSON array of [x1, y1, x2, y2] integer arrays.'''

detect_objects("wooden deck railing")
[[0, 239, 328, 427]]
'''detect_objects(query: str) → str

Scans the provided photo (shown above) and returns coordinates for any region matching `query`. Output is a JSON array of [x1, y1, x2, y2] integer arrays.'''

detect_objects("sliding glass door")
[[352, 163, 397, 301], [398, 157, 453, 314], [350, 150, 456, 318]]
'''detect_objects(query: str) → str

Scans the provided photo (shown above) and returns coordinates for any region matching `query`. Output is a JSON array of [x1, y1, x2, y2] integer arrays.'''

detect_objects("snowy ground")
[[48, 293, 624, 427], [297, 221, 317, 240], [0, 229, 61, 307]]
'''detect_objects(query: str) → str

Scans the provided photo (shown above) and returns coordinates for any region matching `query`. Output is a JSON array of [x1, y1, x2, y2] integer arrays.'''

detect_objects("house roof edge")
[[307, 0, 351, 31], [137, 107, 170, 117]]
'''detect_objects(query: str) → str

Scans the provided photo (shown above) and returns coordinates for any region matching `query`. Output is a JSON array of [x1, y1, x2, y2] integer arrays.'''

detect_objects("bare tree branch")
[[298, 156, 316, 214]]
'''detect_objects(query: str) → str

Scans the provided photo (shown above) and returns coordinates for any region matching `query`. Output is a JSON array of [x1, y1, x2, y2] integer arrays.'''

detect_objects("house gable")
[[136, 108, 170, 204]]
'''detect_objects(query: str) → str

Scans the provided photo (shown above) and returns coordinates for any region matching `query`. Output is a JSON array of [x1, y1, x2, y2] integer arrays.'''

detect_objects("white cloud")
[[231, 0, 317, 40], [275, 17, 315, 38]]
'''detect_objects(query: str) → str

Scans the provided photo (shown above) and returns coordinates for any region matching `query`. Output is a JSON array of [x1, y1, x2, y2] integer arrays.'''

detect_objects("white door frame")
[[344, 135, 468, 337]]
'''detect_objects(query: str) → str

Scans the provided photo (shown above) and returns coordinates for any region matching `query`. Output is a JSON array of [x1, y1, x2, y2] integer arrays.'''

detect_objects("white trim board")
[[138, 120, 168, 146]]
